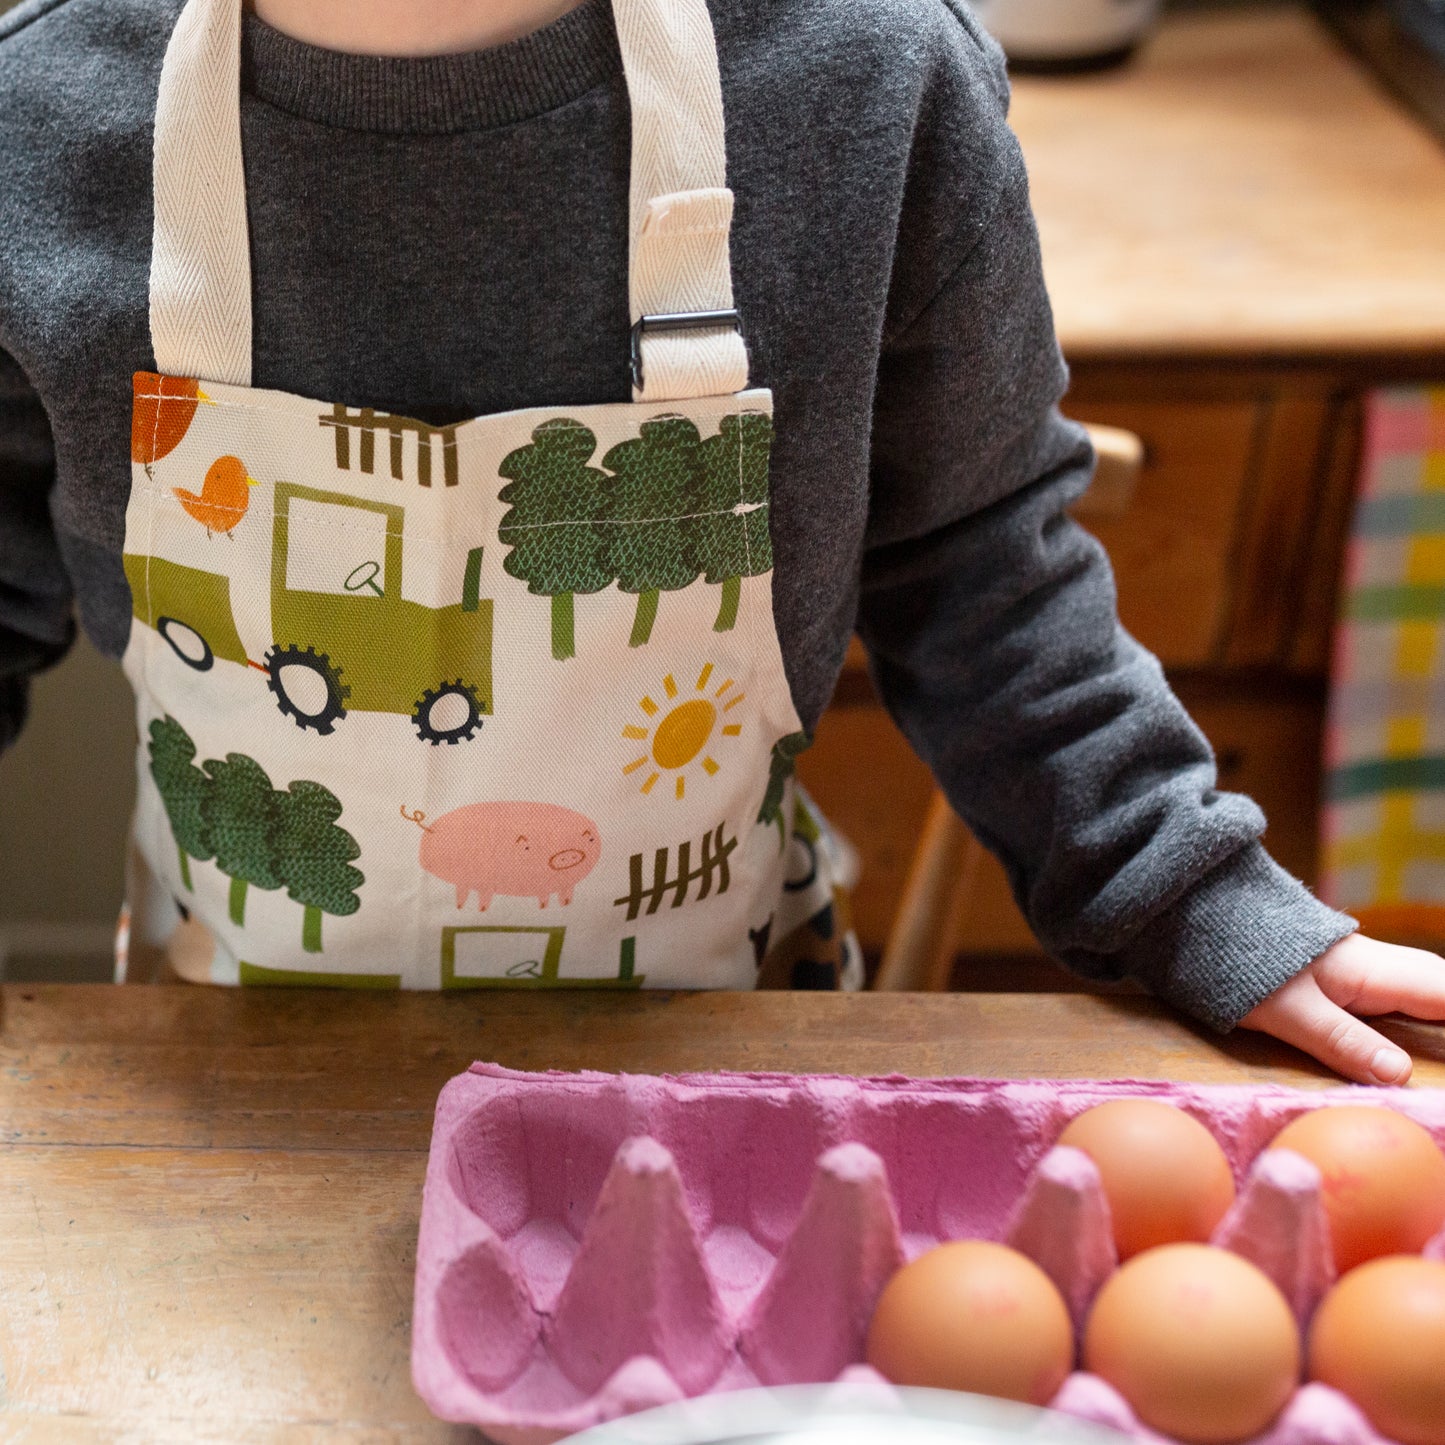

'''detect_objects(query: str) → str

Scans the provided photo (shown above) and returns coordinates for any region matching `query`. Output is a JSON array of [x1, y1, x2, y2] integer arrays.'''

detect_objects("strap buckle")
[[629, 309, 744, 393]]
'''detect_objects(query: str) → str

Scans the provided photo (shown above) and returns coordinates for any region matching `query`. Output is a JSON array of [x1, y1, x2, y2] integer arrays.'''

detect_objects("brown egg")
[[1083, 1243, 1301, 1443], [1271, 1107, 1445, 1272], [865, 1240, 1074, 1406], [1310, 1256, 1445, 1445], [1058, 1100, 1236, 1258]]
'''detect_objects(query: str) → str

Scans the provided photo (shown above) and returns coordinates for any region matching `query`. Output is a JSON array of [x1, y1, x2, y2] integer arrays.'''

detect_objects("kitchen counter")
[[3, 984, 1441, 1439], [1012, 5, 1445, 360]]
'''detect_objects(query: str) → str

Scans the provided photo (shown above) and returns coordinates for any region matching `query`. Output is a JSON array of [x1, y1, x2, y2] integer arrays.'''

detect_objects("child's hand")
[[1240, 934, 1445, 1085]]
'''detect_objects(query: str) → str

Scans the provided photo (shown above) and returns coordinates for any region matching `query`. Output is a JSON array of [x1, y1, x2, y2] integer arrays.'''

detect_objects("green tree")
[[600, 415, 705, 647], [146, 722, 362, 949], [273, 780, 363, 953], [203, 753, 286, 924], [498, 418, 613, 660], [147, 716, 214, 889], [694, 411, 775, 632], [757, 730, 810, 847]]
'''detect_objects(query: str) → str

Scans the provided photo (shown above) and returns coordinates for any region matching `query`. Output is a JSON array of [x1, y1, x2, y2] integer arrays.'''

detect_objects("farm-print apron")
[[118, 0, 863, 991]]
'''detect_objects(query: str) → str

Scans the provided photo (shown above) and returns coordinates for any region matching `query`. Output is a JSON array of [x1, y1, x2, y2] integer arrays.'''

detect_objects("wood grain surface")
[[1013, 7, 1445, 358], [4, 986, 1445, 1441]]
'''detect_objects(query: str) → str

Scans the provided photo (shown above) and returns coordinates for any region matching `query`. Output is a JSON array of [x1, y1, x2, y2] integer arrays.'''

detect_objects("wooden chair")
[[872, 422, 1145, 992], [873, 793, 981, 991]]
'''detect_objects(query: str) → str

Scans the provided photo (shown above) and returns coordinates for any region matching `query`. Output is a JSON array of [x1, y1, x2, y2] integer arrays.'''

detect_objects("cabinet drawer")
[[1067, 400, 1261, 668]]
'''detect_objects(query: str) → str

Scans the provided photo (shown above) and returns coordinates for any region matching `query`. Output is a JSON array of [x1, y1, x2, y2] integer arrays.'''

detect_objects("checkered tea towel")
[[1323, 386, 1445, 943]]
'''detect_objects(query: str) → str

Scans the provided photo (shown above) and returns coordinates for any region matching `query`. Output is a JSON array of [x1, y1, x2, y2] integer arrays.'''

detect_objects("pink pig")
[[403, 802, 601, 910]]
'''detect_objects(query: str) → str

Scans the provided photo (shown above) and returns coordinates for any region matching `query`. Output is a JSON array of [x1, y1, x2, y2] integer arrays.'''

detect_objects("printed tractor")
[[123, 483, 493, 744]]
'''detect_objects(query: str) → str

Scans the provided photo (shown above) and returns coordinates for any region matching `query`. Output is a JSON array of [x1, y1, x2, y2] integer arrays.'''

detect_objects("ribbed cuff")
[[1066, 843, 1358, 1033]]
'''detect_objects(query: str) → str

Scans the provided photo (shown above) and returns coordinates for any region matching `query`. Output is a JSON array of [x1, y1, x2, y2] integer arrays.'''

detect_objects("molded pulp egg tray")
[[411, 1066, 1445, 1445]]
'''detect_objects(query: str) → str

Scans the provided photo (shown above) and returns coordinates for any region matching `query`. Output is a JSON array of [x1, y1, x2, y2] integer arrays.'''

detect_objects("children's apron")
[[118, 0, 862, 991]]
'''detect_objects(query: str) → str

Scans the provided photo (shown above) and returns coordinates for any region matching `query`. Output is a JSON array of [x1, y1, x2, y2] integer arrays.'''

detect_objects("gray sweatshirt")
[[0, 0, 1354, 1024]]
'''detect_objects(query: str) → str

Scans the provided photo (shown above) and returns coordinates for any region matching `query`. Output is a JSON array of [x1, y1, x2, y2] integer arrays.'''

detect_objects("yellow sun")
[[621, 662, 745, 799]]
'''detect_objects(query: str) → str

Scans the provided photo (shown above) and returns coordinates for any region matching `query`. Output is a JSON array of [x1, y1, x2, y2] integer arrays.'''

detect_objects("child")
[[1, 0, 1442, 1079]]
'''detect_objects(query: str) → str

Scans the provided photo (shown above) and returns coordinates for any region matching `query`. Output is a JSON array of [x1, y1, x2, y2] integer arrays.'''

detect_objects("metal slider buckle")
[[629, 309, 744, 393]]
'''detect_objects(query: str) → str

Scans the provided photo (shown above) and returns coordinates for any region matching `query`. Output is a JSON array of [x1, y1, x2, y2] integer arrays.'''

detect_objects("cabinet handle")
[[1074, 423, 1145, 519]]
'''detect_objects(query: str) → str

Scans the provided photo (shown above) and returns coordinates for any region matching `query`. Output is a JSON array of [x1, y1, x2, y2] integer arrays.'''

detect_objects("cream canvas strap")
[[149, 0, 252, 387], [148, 0, 748, 403], [616, 0, 747, 401]]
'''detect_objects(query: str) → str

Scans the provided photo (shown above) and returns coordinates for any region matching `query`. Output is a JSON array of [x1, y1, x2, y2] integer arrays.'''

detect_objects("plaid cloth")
[[1323, 386, 1445, 943]]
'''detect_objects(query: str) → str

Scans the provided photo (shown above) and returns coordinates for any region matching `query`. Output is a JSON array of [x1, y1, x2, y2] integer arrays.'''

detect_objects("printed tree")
[[757, 730, 810, 847], [600, 415, 706, 647], [144, 716, 362, 952], [498, 411, 777, 658], [148, 717, 215, 889], [203, 753, 287, 925], [273, 780, 363, 953], [694, 411, 775, 632], [498, 418, 613, 660]]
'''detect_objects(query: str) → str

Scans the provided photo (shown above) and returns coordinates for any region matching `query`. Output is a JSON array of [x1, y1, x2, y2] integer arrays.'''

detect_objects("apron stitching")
[[144, 380, 164, 693], [139, 442, 163, 966], [737, 415, 752, 580], [134, 489, 428, 543], [506, 506, 766, 531], [133, 487, 766, 543], [134, 388, 767, 425]]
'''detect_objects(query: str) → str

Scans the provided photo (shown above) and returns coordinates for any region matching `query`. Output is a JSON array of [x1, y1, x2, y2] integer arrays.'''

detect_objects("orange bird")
[[174, 455, 256, 537], [132, 373, 211, 472]]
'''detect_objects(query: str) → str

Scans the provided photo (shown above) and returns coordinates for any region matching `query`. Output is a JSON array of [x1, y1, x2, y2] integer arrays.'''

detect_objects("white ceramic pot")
[[971, 0, 1163, 63]]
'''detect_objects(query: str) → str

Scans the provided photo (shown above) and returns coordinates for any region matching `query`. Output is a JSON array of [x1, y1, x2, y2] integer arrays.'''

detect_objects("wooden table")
[[3, 986, 1444, 1441]]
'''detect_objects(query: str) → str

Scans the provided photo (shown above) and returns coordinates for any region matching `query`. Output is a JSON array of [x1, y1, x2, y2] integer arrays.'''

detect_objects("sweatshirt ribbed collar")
[[240, 0, 621, 134]]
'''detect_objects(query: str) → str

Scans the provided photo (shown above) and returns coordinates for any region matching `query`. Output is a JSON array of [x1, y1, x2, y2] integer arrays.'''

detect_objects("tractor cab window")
[[285, 496, 390, 599]]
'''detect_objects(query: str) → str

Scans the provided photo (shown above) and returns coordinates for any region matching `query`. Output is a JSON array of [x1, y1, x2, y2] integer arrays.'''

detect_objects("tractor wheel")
[[265, 643, 350, 736], [413, 680, 485, 745], [156, 616, 214, 672]]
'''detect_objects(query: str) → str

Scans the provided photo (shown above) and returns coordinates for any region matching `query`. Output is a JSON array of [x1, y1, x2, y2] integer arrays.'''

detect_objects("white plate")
[[561, 1385, 1129, 1445]]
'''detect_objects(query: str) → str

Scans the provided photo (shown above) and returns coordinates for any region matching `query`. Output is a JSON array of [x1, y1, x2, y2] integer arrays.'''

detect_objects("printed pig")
[[403, 802, 601, 910]]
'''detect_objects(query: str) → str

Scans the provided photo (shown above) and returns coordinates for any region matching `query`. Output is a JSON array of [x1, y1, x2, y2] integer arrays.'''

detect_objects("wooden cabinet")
[[1069, 397, 1261, 667], [1068, 370, 1366, 677]]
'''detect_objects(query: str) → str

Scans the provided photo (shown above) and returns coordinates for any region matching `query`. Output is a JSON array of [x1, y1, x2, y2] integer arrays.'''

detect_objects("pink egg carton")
[[411, 1066, 1445, 1445]]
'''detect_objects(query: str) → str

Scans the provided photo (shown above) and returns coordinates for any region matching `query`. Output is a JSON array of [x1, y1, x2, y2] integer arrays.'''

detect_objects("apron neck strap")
[[148, 0, 748, 402], [150, 0, 252, 389]]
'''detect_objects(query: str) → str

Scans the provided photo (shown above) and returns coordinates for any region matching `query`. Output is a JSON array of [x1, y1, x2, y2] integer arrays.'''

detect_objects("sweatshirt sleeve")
[[0, 343, 74, 752], [855, 8, 1354, 1030]]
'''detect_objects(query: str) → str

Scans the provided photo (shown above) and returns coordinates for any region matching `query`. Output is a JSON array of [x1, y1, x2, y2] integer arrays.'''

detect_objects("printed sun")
[[622, 663, 744, 800]]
